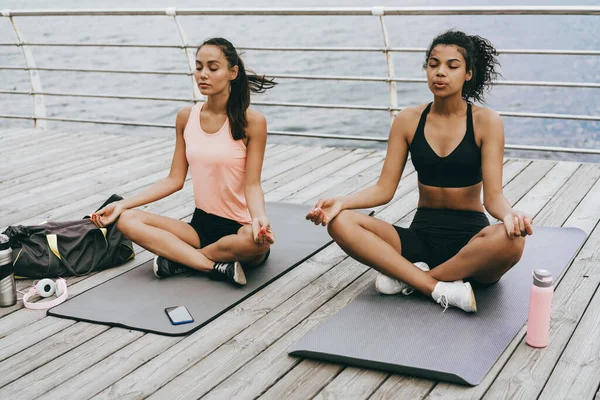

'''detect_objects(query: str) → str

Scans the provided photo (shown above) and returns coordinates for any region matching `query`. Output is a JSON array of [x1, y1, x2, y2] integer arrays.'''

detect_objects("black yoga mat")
[[289, 226, 586, 386], [49, 202, 371, 336]]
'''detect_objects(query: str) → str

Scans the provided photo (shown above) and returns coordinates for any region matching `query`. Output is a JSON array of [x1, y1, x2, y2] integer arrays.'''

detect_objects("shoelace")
[[213, 262, 229, 274], [436, 294, 450, 313]]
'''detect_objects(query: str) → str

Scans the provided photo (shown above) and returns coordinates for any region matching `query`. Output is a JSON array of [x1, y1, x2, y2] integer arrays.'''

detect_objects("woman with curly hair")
[[306, 30, 533, 312]]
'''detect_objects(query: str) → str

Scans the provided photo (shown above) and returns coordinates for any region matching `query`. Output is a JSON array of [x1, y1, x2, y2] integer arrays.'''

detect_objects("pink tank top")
[[184, 103, 252, 224]]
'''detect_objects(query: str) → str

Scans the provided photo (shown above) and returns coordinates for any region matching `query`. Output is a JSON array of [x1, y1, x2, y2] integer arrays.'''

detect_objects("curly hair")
[[424, 30, 500, 104]]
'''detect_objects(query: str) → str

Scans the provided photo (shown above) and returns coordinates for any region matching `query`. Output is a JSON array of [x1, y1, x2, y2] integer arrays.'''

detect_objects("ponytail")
[[199, 38, 277, 140]]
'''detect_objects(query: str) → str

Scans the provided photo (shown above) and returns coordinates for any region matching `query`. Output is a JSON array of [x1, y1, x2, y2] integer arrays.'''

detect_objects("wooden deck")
[[0, 127, 599, 400]]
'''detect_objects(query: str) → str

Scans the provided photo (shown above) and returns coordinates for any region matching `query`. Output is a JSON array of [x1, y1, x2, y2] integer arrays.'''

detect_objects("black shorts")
[[394, 207, 490, 269], [189, 208, 244, 249], [188, 208, 271, 267]]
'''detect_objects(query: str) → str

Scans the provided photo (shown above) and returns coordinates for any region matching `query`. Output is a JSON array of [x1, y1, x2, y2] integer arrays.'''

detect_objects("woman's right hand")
[[306, 198, 344, 226], [90, 201, 126, 227]]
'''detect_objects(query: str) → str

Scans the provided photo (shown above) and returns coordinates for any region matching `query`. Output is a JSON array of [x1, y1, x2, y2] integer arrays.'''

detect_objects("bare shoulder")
[[472, 105, 502, 128], [397, 104, 428, 121], [391, 103, 429, 140], [245, 108, 267, 138], [176, 106, 193, 127], [246, 108, 267, 126]]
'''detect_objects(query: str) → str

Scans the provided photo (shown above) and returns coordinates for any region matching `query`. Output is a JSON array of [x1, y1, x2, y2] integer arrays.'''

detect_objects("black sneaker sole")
[[233, 261, 247, 285]]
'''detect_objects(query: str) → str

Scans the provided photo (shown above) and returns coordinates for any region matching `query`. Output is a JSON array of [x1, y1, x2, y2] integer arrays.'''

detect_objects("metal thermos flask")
[[0, 234, 16, 307]]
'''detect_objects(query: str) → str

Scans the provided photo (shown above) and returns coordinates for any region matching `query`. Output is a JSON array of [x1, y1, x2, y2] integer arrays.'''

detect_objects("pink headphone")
[[22, 278, 68, 310]]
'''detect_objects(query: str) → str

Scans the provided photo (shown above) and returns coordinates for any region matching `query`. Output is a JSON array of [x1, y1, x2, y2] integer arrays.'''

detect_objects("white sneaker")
[[375, 262, 430, 295], [431, 281, 477, 313]]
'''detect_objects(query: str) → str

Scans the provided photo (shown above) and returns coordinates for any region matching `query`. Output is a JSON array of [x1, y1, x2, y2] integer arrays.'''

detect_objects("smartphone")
[[165, 306, 194, 325]]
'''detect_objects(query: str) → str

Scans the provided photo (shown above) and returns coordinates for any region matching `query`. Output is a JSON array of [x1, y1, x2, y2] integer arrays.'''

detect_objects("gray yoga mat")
[[289, 226, 586, 386], [49, 202, 372, 336]]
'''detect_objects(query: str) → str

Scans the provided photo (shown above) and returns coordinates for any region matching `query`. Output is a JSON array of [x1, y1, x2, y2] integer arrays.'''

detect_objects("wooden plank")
[[0, 133, 123, 184], [0, 136, 167, 197], [1, 129, 72, 153], [484, 160, 554, 221], [0, 328, 144, 399], [0, 137, 167, 202], [0, 322, 108, 388], [428, 165, 600, 400], [33, 334, 181, 400], [1, 139, 171, 209], [260, 360, 343, 400], [369, 376, 433, 400], [539, 260, 600, 400], [533, 163, 600, 227], [482, 220, 600, 400], [290, 150, 386, 204], [306, 159, 412, 206], [513, 161, 581, 220], [1, 146, 174, 225], [87, 245, 354, 400], [561, 166, 600, 234], [189, 270, 377, 400], [1, 131, 127, 172], [262, 146, 336, 182], [0, 127, 37, 140], [146, 258, 371, 399], [0, 133, 144, 188], [268, 149, 374, 201], [312, 368, 388, 400], [0, 317, 76, 362], [262, 148, 353, 193]]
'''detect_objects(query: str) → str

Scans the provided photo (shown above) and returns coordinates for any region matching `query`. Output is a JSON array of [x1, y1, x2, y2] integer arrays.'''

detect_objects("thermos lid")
[[533, 269, 553, 287], [0, 234, 9, 251]]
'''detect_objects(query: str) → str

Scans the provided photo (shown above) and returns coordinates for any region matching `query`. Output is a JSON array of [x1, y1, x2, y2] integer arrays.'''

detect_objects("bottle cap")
[[0, 234, 9, 251], [532, 269, 553, 287]]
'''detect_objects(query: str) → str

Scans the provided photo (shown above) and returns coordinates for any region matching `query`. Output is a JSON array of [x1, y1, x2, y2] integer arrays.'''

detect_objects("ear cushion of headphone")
[[55, 279, 67, 297], [36, 278, 56, 298]]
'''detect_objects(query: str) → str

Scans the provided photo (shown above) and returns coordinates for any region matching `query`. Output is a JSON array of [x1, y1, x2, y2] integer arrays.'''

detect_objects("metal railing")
[[1, 6, 599, 154]]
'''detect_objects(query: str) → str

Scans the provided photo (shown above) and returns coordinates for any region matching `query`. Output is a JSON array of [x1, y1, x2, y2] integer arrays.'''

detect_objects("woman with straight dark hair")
[[307, 30, 533, 312], [91, 37, 276, 286]]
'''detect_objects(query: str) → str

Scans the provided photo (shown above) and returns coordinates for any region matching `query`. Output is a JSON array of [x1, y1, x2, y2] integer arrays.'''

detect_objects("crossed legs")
[[115, 209, 270, 272], [326, 210, 525, 296]]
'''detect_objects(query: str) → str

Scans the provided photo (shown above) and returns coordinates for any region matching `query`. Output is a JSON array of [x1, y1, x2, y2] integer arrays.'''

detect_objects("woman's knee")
[[490, 225, 525, 265], [327, 209, 355, 238], [115, 209, 140, 233]]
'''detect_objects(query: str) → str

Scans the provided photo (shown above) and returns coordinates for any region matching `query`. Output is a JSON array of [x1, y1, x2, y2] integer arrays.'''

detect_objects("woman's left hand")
[[502, 211, 533, 238], [252, 216, 275, 244]]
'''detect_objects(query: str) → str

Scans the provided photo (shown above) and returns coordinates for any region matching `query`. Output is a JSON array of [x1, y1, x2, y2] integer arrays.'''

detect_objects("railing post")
[[373, 6, 398, 126], [3, 10, 47, 129], [166, 7, 202, 103]]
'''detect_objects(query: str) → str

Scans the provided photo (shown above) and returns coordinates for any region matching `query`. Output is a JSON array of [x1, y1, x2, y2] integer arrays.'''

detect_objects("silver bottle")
[[0, 234, 16, 307]]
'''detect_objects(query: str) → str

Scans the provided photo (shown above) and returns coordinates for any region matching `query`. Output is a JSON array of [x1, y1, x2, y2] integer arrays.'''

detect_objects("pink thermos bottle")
[[526, 269, 554, 348]]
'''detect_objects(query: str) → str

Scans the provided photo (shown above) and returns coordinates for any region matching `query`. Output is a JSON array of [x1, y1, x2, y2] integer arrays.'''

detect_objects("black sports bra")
[[409, 103, 482, 188]]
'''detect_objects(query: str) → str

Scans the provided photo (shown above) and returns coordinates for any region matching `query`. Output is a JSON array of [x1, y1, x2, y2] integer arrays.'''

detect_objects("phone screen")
[[165, 306, 194, 325]]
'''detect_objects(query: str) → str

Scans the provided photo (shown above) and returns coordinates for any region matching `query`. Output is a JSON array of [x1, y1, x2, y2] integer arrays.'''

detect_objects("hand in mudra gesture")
[[90, 202, 125, 228], [503, 211, 533, 238], [252, 216, 275, 244], [306, 198, 344, 226]]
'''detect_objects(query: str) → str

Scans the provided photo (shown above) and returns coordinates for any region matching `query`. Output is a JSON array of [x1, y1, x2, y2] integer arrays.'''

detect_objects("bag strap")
[[46, 230, 108, 277]]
